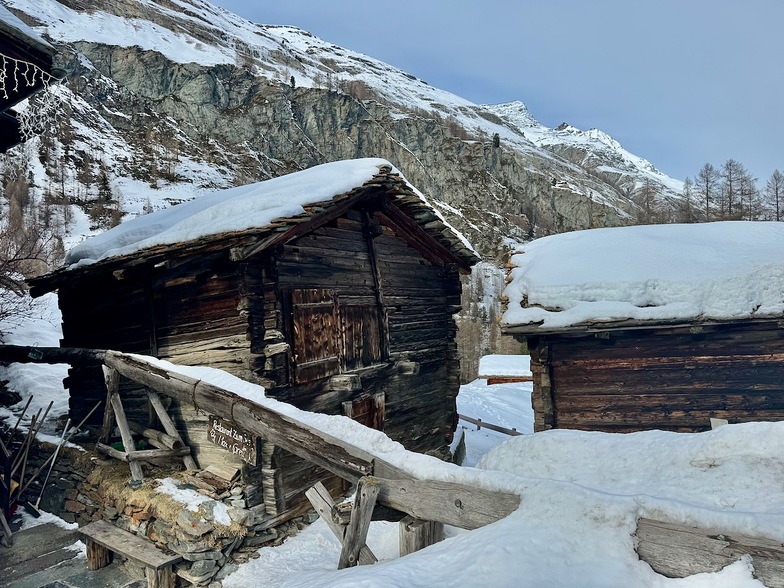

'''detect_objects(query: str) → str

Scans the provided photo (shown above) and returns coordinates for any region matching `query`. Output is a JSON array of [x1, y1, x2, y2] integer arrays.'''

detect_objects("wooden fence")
[[458, 414, 522, 436], [0, 346, 521, 534]]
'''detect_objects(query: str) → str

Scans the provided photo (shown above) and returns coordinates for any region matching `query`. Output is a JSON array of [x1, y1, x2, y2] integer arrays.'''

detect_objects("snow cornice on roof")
[[29, 159, 479, 297], [500, 221, 784, 334]]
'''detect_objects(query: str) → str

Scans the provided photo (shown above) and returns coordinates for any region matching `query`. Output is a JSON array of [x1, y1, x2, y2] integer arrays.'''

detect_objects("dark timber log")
[[104, 351, 384, 482], [0, 345, 106, 365], [636, 518, 784, 588]]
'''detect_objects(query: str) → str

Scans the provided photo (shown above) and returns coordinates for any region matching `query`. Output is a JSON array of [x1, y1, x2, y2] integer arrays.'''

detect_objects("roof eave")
[[501, 315, 784, 337]]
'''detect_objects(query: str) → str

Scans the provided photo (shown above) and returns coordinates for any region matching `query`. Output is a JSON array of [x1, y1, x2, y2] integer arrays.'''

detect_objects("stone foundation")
[[19, 441, 316, 587]]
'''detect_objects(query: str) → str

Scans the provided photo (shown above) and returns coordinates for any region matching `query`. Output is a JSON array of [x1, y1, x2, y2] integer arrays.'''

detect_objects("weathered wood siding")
[[56, 199, 464, 520], [58, 252, 252, 470], [529, 321, 784, 432], [373, 208, 462, 452], [250, 206, 462, 514]]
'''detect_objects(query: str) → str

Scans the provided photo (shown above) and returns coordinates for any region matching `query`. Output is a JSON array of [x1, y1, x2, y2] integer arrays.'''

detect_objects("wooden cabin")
[[30, 158, 479, 517], [500, 221, 784, 433], [0, 6, 60, 152], [477, 354, 532, 385]]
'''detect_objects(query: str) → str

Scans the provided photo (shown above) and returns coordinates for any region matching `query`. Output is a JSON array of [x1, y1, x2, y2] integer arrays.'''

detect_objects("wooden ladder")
[[97, 366, 197, 484]]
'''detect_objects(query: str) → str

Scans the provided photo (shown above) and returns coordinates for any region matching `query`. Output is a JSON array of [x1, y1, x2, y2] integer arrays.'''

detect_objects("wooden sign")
[[207, 415, 258, 465]]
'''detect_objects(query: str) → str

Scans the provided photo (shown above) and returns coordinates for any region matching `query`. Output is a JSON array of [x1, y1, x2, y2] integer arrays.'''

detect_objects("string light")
[[1, 51, 64, 141]]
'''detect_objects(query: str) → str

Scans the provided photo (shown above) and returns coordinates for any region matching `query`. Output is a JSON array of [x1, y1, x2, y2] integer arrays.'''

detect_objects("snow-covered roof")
[[477, 354, 531, 378], [0, 5, 55, 55], [30, 159, 478, 294], [502, 221, 784, 332]]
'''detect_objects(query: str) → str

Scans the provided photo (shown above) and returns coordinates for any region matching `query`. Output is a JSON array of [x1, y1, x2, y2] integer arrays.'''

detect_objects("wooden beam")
[[146, 391, 198, 471], [636, 518, 784, 588], [232, 190, 371, 262], [363, 211, 390, 360], [458, 414, 522, 437], [373, 476, 520, 530], [339, 477, 380, 569], [104, 351, 381, 483], [96, 443, 192, 463], [108, 391, 144, 482], [0, 345, 106, 366], [305, 481, 377, 565], [100, 366, 119, 443], [399, 516, 444, 556], [128, 421, 183, 450], [376, 205, 473, 274]]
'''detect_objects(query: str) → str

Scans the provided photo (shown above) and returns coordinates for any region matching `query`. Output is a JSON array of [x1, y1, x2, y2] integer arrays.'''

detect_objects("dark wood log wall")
[[56, 199, 464, 521], [250, 205, 462, 515], [58, 270, 154, 427], [528, 321, 784, 432], [373, 208, 461, 452], [58, 252, 253, 470]]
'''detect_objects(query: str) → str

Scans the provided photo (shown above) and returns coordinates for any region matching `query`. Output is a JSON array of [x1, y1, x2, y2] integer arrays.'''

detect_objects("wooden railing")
[[458, 413, 523, 436], [0, 346, 521, 532]]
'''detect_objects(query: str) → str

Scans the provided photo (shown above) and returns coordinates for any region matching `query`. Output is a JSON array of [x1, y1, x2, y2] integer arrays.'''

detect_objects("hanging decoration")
[[0, 51, 64, 141]]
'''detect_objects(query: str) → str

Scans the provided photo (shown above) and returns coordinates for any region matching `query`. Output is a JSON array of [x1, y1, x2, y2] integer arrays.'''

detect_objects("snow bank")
[[503, 221, 784, 329], [226, 418, 782, 588]]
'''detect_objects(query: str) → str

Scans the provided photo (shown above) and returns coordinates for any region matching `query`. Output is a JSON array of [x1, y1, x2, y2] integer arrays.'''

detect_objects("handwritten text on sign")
[[207, 415, 258, 465]]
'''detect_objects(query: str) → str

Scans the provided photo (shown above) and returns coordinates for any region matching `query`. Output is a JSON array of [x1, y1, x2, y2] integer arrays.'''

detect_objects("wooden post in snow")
[[305, 481, 377, 567], [339, 477, 380, 569], [399, 516, 444, 556]]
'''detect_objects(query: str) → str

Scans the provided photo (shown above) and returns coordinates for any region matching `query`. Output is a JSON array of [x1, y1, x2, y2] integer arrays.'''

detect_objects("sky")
[[210, 0, 783, 186]]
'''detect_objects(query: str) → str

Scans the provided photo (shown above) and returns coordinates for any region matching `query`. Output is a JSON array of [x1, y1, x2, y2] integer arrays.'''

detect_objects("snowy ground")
[[2, 295, 782, 587]]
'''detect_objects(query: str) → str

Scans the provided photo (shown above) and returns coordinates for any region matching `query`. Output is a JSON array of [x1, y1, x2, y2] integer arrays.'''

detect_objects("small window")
[[290, 289, 384, 383]]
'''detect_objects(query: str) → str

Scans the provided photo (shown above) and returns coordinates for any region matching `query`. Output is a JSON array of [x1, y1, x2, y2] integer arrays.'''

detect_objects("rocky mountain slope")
[[4, 0, 682, 255], [2, 0, 684, 376]]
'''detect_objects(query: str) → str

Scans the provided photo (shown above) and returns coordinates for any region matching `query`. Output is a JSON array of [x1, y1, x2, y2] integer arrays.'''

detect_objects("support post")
[[100, 366, 119, 443], [86, 539, 111, 570], [107, 386, 144, 483], [305, 481, 377, 566], [399, 515, 444, 556], [339, 476, 380, 569], [147, 391, 198, 470]]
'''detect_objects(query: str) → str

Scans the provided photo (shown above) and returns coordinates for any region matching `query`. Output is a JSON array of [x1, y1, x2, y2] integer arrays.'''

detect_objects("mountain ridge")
[[4, 0, 684, 260]]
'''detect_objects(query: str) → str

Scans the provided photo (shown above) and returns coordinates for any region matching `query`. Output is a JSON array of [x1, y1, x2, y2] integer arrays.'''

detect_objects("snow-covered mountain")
[[2, 0, 684, 263]]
